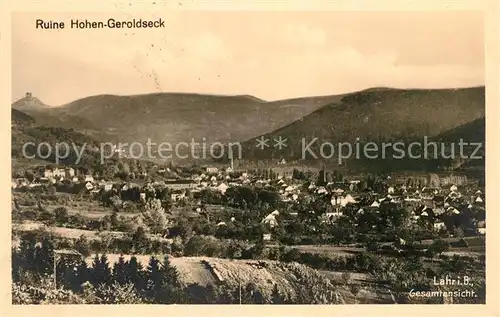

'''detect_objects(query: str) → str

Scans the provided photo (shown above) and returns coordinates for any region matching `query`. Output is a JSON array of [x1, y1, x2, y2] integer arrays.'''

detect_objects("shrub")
[[341, 272, 351, 285]]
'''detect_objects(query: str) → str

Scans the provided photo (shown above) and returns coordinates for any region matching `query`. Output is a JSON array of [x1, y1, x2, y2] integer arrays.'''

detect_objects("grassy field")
[[12, 158, 51, 170], [62, 203, 140, 220], [14, 193, 141, 220], [267, 244, 364, 257], [12, 221, 170, 246], [13, 221, 126, 239]]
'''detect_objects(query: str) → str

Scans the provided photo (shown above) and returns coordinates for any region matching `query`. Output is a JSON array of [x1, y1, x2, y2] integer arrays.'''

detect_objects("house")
[[261, 210, 279, 228], [99, 182, 114, 191], [332, 188, 345, 195], [171, 190, 186, 202], [325, 211, 343, 220], [14, 178, 29, 187], [84, 175, 95, 183], [263, 233, 272, 241], [446, 207, 460, 214], [54, 168, 66, 178], [205, 167, 219, 174], [44, 167, 66, 178], [415, 205, 436, 218], [316, 187, 328, 195], [330, 193, 356, 207], [434, 222, 446, 230], [43, 169, 53, 178], [476, 220, 485, 235], [85, 182, 94, 191], [13, 169, 26, 177], [391, 173, 429, 186], [274, 167, 295, 179], [65, 167, 75, 178], [447, 191, 462, 200], [216, 183, 229, 194]]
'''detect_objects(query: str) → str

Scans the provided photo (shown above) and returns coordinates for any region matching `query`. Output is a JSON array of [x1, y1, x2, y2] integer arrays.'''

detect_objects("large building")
[[164, 179, 198, 190], [390, 172, 468, 187], [438, 173, 468, 186]]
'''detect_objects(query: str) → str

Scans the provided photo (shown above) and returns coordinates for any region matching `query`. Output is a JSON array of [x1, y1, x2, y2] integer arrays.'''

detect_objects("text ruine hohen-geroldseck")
[[36, 18, 166, 29]]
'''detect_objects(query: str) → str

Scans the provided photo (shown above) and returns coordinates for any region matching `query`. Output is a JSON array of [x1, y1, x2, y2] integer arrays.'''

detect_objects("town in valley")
[[11, 10, 486, 305]]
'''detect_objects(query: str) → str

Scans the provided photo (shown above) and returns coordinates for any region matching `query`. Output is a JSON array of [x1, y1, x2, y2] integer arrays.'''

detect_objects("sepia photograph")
[[9, 7, 488, 306]]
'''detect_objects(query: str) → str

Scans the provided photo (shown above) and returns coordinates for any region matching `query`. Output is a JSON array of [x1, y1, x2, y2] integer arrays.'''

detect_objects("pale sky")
[[12, 11, 484, 105]]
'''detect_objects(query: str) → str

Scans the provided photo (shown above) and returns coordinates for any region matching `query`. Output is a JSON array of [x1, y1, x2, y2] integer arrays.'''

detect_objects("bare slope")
[[84, 255, 362, 303]]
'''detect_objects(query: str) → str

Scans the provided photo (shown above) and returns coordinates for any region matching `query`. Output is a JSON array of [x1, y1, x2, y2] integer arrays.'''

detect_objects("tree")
[[250, 236, 265, 259], [141, 199, 169, 235], [340, 272, 351, 285], [39, 210, 56, 226], [160, 255, 183, 303], [93, 282, 143, 304], [91, 254, 111, 286], [145, 256, 162, 301], [256, 189, 280, 208], [17, 233, 38, 274], [126, 256, 145, 291], [169, 217, 193, 239], [428, 239, 450, 257], [144, 254, 183, 303], [453, 227, 465, 238], [241, 282, 264, 304], [271, 284, 285, 304], [161, 255, 181, 288], [74, 235, 91, 257], [316, 169, 327, 187], [34, 237, 54, 276], [113, 255, 127, 285], [118, 162, 130, 175], [109, 210, 120, 229], [54, 207, 69, 224]]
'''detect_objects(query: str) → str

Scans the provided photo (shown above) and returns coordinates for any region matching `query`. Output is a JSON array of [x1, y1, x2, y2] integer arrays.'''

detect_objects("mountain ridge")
[[237, 86, 485, 172], [13, 91, 348, 144], [12, 86, 485, 173]]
